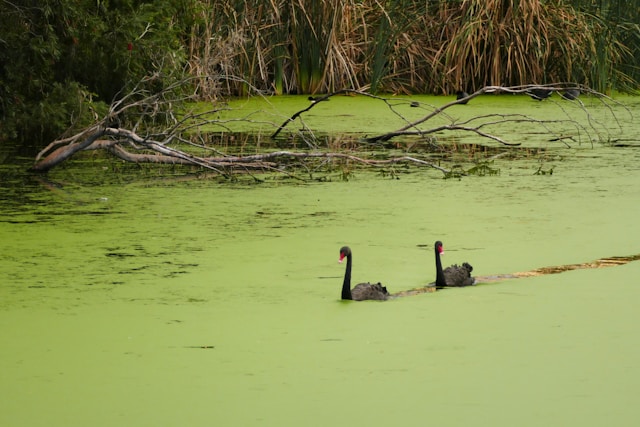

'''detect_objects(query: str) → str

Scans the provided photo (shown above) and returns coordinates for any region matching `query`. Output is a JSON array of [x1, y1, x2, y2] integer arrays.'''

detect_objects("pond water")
[[1, 94, 640, 426]]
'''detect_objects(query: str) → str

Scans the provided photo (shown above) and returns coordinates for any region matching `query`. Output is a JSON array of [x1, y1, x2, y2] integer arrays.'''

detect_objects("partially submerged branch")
[[272, 84, 622, 147], [36, 134, 452, 176], [32, 81, 626, 180]]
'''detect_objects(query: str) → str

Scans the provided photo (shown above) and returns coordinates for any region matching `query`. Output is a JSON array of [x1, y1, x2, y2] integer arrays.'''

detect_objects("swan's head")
[[435, 241, 444, 254], [339, 246, 351, 263]]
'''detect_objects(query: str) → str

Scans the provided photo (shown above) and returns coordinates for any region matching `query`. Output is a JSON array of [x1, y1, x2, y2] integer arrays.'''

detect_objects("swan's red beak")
[[339, 253, 346, 263]]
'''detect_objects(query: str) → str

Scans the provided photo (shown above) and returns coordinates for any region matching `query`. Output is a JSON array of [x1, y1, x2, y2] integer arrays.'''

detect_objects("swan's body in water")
[[561, 89, 580, 100], [339, 246, 390, 301], [434, 241, 475, 288], [527, 88, 552, 101], [456, 90, 469, 104]]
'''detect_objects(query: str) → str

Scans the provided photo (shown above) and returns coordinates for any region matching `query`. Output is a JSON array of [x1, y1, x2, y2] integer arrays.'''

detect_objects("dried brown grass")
[[185, 0, 629, 97]]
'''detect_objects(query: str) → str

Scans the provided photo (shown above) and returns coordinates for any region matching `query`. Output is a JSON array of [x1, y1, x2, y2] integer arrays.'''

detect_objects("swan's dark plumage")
[[350, 282, 389, 301], [434, 241, 475, 288], [444, 262, 475, 287], [561, 89, 580, 100], [339, 246, 390, 301], [527, 88, 552, 101], [456, 90, 469, 104]]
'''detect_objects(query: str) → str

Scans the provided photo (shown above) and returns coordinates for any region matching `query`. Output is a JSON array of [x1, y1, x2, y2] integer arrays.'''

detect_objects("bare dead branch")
[[31, 80, 626, 181], [31, 127, 105, 172]]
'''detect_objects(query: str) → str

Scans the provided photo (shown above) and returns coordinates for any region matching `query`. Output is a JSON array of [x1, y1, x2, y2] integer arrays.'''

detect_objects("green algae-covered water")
[[1, 95, 640, 426]]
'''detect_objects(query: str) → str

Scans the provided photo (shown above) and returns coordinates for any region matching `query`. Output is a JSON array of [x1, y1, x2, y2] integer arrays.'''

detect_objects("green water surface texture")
[[1, 94, 640, 426]]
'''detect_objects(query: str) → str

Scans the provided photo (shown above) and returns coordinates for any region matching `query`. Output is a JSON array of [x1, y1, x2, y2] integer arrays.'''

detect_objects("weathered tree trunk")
[[31, 128, 104, 172]]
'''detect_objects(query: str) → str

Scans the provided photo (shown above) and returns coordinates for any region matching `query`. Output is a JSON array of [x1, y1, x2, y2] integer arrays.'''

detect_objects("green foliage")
[[0, 0, 195, 146], [443, 160, 500, 179], [18, 81, 106, 145], [466, 160, 500, 177], [567, 0, 640, 93], [534, 165, 554, 176], [443, 164, 467, 180], [368, 0, 426, 94]]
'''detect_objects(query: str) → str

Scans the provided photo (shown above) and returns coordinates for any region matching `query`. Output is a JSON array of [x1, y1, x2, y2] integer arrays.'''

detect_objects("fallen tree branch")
[[59, 137, 453, 174], [364, 84, 618, 144], [31, 126, 104, 171], [31, 79, 626, 180]]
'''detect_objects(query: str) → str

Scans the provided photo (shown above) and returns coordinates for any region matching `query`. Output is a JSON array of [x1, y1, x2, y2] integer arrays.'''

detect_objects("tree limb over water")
[[31, 81, 625, 179], [274, 85, 622, 145]]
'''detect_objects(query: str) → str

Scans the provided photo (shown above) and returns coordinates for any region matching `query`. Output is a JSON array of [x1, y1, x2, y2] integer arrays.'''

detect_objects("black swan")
[[527, 88, 552, 101], [434, 241, 475, 288], [561, 89, 580, 100], [456, 90, 469, 104], [339, 246, 390, 301]]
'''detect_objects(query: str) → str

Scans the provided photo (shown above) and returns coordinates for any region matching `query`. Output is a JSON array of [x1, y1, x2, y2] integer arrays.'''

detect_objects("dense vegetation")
[[1, 0, 639, 147]]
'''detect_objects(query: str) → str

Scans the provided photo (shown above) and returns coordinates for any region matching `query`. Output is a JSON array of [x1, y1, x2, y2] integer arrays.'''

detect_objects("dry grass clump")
[[186, 0, 633, 97]]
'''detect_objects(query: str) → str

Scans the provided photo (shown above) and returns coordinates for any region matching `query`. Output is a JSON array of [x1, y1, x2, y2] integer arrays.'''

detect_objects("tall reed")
[[185, 0, 638, 97]]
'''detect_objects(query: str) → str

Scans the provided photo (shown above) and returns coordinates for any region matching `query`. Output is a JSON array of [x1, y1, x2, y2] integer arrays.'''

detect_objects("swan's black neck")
[[342, 254, 353, 300], [435, 245, 446, 287]]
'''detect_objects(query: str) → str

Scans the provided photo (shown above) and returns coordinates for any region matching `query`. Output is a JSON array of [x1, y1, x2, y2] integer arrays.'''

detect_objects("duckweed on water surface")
[[1, 95, 640, 426]]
